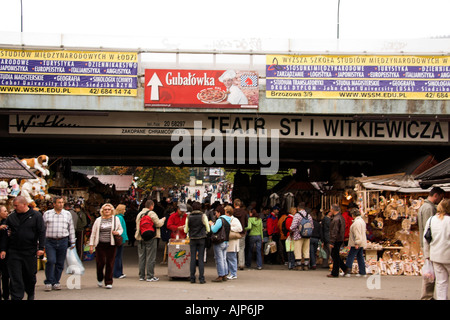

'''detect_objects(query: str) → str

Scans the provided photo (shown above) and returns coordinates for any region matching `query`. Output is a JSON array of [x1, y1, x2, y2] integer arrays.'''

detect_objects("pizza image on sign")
[[197, 88, 227, 104], [144, 69, 259, 109]]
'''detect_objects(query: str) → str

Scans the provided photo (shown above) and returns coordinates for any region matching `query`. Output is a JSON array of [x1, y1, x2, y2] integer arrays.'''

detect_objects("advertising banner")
[[144, 69, 259, 108], [266, 54, 450, 100], [0, 49, 138, 96]]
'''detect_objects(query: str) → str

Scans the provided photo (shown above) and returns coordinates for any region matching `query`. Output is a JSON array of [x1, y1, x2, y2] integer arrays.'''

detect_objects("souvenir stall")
[[352, 173, 449, 276]]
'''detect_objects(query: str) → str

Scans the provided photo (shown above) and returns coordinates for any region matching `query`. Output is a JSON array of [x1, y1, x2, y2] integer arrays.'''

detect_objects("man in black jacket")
[[327, 204, 348, 278], [0, 196, 46, 300]]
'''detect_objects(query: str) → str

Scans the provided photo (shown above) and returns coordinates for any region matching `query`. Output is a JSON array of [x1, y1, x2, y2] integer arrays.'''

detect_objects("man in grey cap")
[[167, 203, 187, 239]]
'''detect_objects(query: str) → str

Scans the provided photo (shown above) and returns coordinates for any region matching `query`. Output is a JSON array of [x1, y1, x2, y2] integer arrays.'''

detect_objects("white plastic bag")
[[422, 259, 435, 284], [65, 248, 85, 275]]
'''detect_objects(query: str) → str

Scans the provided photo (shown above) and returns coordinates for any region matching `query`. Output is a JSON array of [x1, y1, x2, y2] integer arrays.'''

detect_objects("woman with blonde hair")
[[423, 198, 450, 300], [89, 203, 123, 289], [113, 204, 128, 279]]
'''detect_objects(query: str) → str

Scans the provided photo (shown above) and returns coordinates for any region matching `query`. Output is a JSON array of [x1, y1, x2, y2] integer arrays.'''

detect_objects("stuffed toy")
[[20, 180, 36, 207], [21, 155, 50, 176], [0, 181, 9, 203], [9, 179, 20, 197]]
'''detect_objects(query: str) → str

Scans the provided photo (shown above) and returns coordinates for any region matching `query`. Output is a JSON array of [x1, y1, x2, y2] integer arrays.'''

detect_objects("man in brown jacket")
[[233, 199, 248, 270], [327, 204, 348, 278]]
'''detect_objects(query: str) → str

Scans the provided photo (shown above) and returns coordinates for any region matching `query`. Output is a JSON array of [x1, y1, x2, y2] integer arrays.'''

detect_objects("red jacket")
[[284, 214, 294, 237], [167, 212, 187, 239], [267, 212, 280, 236], [342, 211, 354, 240]]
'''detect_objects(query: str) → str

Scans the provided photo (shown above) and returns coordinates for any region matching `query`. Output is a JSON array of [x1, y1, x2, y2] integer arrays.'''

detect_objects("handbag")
[[211, 217, 229, 244], [228, 217, 243, 240], [113, 217, 123, 246], [229, 231, 242, 240], [424, 216, 433, 244]]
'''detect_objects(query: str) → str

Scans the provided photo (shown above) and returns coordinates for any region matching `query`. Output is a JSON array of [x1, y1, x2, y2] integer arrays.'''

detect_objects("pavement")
[[32, 241, 435, 301]]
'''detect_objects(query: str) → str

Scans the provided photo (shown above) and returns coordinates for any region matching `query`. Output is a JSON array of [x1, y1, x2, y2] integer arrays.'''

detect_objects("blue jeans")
[[246, 235, 262, 268], [45, 237, 69, 285], [113, 244, 124, 278], [345, 247, 366, 275], [309, 237, 319, 267], [213, 242, 228, 277], [226, 251, 238, 277]]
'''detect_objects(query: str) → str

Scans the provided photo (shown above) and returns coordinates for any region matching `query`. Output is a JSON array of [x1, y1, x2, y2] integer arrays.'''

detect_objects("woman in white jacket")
[[345, 208, 367, 277], [89, 203, 123, 289], [423, 198, 450, 300], [225, 205, 243, 280]]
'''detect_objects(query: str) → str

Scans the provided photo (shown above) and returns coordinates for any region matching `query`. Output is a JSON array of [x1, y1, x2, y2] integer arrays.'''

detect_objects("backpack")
[[140, 213, 156, 241], [298, 212, 313, 238]]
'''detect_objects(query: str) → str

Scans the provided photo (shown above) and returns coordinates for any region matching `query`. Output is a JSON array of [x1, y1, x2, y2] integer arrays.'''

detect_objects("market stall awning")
[[0, 157, 38, 179], [414, 157, 450, 188], [356, 172, 450, 193]]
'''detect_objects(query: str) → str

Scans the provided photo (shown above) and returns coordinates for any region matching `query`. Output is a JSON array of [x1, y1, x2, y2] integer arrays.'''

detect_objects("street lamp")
[[20, 0, 23, 32], [337, 0, 340, 39]]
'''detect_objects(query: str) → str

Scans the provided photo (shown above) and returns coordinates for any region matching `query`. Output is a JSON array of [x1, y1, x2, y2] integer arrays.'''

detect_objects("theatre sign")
[[9, 113, 448, 144]]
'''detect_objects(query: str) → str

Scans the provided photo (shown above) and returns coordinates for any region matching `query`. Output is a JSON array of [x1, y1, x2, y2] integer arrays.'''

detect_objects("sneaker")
[[105, 284, 113, 289], [97, 281, 103, 287], [52, 283, 61, 290], [227, 275, 237, 280], [257, 266, 263, 270], [139, 278, 145, 281], [344, 273, 351, 278], [147, 277, 159, 282], [118, 274, 126, 279], [356, 274, 367, 278], [44, 284, 52, 292]]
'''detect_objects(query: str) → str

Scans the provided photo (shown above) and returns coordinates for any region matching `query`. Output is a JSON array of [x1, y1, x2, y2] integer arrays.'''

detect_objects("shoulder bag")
[[424, 216, 433, 244], [113, 217, 123, 246]]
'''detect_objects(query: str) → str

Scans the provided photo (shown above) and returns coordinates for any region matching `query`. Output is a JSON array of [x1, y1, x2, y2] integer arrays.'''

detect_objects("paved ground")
[[32, 242, 435, 301]]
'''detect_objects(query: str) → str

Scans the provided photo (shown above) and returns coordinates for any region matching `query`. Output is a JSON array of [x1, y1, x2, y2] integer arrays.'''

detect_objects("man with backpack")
[[135, 200, 166, 282], [289, 202, 314, 270]]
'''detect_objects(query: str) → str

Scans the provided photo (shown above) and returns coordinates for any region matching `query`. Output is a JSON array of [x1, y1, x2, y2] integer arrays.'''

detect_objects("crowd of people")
[[0, 186, 448, 300]]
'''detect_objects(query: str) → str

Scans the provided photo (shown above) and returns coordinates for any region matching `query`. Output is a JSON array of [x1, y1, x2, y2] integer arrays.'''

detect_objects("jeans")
[[113, 244, 124, 278], [45, 237, 69, 285], [226, 251, 238, 277], [309, 237, 319, 267], [345, 247, 366, 275], [287, 251, 296, 269], [213, 241, 229, 277], [138, 238, 157, 279], [189, 238, 206, 281], [246, 235, 262, 268], [237, 235, 246, 268]]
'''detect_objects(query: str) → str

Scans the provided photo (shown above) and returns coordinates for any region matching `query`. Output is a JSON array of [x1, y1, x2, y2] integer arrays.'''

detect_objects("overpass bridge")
[[1, 32, 449, 176]]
